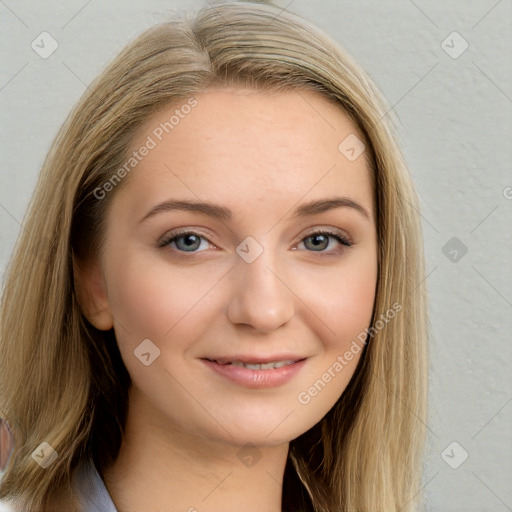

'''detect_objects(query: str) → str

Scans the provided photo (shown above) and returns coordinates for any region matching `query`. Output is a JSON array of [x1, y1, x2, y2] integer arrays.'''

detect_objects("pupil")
[[179, 234, 200, 250], [309, 234, 327, 250]]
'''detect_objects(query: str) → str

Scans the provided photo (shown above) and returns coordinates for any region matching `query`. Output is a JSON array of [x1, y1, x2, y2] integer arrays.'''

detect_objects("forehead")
[[116, 87, 373, 221]]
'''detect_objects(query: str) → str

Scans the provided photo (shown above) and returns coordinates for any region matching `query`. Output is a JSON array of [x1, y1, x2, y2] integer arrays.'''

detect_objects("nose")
[[226, 246, 295, 333]]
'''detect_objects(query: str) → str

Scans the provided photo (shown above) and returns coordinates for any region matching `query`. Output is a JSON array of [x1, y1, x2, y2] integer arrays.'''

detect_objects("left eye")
[[298, 232, 350, 252], [160, 233, 209, 252]]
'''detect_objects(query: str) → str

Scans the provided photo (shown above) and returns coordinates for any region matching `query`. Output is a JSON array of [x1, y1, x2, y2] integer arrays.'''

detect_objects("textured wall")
[[0, 1, 511, 511]]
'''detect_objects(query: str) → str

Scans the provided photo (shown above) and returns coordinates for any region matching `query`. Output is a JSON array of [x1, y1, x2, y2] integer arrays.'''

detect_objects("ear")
[[73, 254, 114, 331]]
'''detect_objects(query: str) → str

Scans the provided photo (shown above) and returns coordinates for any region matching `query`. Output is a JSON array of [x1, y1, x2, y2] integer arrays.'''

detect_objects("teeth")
[[272, 360, 296, 368], [222, 360, 296, 370], [245, 363, 262, 370]]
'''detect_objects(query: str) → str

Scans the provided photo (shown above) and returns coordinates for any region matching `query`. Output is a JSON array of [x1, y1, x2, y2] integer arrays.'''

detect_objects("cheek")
[[104, 252, 220, 347], [299, 252, 377, 350], [289, 256, 376, 426]]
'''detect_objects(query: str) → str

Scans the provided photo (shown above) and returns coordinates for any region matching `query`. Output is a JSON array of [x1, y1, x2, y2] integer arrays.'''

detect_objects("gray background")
[[1, 1, 511, 511]]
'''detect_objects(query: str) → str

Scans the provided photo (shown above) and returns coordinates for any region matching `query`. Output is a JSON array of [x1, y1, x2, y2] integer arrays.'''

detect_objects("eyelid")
[[157, 227, 217, 249], [295, 226, 353, 246]]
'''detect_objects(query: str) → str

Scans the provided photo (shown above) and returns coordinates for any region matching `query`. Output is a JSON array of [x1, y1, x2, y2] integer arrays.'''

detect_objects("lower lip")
[[202, 359, 307, 388]]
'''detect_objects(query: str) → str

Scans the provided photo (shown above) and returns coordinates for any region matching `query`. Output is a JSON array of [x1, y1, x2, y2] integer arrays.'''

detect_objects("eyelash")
[[157, 228, 352, 255]]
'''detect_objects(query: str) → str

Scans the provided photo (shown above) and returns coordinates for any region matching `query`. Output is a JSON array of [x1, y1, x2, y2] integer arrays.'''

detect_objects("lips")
[[205, 358, 299, 370], [201, 356, 308, 388]]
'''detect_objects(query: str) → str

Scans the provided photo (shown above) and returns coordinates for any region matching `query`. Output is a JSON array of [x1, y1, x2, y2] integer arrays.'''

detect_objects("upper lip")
[[203, 354, 307, 364]]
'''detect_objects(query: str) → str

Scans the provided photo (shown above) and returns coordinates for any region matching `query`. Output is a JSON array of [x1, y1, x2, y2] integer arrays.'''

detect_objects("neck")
[[101, 388, 288, 512]]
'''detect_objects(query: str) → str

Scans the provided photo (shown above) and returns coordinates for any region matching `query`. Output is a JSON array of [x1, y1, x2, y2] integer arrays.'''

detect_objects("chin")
[[200, 401, 327, 448]]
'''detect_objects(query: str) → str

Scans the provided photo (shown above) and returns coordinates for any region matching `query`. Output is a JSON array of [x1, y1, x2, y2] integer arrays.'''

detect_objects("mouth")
[[201, 356, 308, 388], [203, 358, 304, 370]]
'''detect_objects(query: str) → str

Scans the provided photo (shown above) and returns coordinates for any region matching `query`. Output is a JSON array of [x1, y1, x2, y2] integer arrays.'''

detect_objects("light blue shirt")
[[0, 457, 118, 512], [71, 456, 119, 512]]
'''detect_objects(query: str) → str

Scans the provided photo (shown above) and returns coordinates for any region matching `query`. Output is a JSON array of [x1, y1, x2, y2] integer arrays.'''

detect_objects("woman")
[[0, 1, 428, 511]]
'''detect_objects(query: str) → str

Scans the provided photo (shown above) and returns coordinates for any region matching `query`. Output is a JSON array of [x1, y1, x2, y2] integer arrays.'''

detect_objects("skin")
[[76, 87, 378, 512]]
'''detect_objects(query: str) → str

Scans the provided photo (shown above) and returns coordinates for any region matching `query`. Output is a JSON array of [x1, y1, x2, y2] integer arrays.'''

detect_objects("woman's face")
[[87, 86, 377, 447]]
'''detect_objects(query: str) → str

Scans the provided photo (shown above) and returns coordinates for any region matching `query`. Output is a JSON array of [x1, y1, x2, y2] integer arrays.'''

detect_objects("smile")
[[201, 357, 307, 388], [206, 358, 298, 370]]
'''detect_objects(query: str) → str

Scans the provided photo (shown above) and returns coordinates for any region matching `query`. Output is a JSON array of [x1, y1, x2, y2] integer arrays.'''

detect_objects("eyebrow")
[[139, 196, 371, 223], [293, 197, 371, 221]]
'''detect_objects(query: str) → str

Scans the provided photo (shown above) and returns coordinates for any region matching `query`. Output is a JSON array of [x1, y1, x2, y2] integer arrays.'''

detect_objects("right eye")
[[158, 230, 213, 253]]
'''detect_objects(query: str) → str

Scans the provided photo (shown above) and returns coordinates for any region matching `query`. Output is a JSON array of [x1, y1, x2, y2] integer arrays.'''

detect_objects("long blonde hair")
[[0, 2, 428, 510]]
